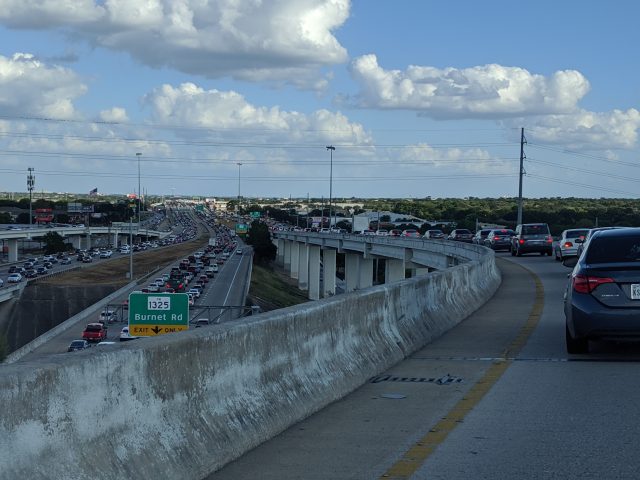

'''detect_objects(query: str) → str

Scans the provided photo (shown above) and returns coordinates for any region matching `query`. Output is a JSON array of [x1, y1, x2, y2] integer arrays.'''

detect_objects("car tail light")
[[546, 236, 553, 243], [494, 236, 500, 240], [572, 274, 614, 294], [519, 238, 525, 244], [563, 241, 573, 248]]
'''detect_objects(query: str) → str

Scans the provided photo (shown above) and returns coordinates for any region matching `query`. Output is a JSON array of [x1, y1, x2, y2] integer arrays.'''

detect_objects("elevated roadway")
[[0, 224, 169, 262], [0, 236, 500, 479], [212, 252, 640, 479]]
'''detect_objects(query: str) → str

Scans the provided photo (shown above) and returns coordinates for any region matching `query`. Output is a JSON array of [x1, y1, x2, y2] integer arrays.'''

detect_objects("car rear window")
[[586, 235, 640, 263], [566, 229, 589, 238], [522, 224, 549, 235], [85, 325, 102, 332]]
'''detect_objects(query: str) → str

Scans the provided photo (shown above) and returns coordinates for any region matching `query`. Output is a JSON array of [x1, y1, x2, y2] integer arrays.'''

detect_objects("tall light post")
[[237, 162, 242, 216], [27, 167, 35, 227], [136, 152, 142, 229], [326, 146, 335, 229]]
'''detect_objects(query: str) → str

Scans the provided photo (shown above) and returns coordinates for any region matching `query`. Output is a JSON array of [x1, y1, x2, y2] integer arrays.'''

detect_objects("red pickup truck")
[[82, 323, 108, 342]]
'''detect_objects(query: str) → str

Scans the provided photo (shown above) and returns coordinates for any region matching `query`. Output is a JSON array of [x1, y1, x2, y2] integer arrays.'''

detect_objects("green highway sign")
[[235, 223, 249, 234], [128, 292, 189, 336], [250, 211, 260, 218]]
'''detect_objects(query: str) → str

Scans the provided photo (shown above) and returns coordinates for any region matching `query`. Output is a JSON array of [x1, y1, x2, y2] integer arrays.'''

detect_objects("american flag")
[[89, 188, 98, 196]]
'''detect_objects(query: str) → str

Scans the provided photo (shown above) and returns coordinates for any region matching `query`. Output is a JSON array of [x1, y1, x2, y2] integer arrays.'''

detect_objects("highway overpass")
[[0, 224, 169, 262]]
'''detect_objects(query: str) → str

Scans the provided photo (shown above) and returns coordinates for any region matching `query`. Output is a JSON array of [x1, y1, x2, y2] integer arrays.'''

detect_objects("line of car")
[[67, 218, 238, 352]]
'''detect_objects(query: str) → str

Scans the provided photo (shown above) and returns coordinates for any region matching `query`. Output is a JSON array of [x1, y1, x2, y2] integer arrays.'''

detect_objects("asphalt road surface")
[[208, 252, 640, 480], [20, 243, 251, 359]]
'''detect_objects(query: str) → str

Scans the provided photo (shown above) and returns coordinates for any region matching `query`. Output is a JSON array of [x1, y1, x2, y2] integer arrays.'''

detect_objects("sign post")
[[128, 292, 189, 336]]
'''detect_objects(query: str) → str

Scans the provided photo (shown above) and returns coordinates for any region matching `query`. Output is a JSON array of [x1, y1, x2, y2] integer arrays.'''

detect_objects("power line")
[[527, 174, 638, 197], [528, 157, 640, 183], [0, 167, 515, 182], [0, 130, 517, 150], [0, 148, 517, 166]]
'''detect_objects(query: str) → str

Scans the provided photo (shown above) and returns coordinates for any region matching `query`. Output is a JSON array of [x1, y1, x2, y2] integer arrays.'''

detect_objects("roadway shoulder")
[[208, 257, 540, 479]]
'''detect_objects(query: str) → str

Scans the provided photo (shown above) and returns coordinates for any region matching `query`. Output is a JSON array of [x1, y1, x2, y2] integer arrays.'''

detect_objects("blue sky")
[[0, 0, 638, 199]]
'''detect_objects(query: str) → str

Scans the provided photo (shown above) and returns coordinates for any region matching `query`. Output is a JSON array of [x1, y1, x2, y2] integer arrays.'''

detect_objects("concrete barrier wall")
[[0, 252, 500, 480]]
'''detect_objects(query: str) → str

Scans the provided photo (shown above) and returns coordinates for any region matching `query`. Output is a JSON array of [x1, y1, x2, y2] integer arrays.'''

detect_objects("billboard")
[[67, 202, 83, 213]]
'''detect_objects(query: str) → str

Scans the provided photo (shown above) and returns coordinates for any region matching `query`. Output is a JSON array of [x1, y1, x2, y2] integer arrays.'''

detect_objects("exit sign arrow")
[[151, 325, 162, 334]]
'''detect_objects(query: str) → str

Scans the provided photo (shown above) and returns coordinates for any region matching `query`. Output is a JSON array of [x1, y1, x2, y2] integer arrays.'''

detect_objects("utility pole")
[[516, 128, 526, 226]]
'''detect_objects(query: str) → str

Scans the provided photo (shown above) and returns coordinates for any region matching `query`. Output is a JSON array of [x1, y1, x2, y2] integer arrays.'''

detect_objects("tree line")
[[240, 197, 640, 235]]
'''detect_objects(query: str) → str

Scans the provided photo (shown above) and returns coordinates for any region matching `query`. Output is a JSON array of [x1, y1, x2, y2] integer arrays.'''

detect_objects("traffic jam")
[[73, 221, 240, 351]]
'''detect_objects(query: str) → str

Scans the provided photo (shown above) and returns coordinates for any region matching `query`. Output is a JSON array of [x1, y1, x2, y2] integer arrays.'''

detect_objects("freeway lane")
[[209, 253, 640, 480], [18, 243, 251, 359]]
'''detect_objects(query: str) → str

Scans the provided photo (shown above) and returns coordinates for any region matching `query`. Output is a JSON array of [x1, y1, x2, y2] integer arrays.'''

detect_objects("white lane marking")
[[222, 255, 245, 307]]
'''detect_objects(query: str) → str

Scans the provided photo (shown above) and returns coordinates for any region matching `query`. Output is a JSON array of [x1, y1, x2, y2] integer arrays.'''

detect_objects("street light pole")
[[129, 216, 133, 280], [27, 167, 35, 227], [136, 153, 142, 231], [326, 146, 335, 229], [237, 162, 242, 216]]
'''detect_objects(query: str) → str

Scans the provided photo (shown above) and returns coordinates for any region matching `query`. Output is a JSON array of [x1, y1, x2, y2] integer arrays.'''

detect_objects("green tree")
[[246, 221, 277, 265], [43, 232, 67, 254], [16, 212, 31, 224]]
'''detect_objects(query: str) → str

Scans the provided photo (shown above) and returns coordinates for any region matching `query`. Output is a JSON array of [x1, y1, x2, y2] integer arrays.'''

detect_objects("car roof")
[[590, 227, 640, 239]]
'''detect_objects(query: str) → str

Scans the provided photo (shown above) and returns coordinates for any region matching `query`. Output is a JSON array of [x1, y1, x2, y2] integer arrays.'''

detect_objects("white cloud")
[[396, 143, 506, 174], [0, 0, 350, 89], [98, 107, 129, 123], [348, 54, 590, 119], [520, 109, 640, 150], [0, 53, 87, 119], [143, 82, 372, 145]]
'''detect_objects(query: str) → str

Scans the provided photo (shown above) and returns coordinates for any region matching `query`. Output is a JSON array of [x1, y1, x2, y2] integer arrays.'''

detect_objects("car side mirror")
[[562, 257, 578, 268]]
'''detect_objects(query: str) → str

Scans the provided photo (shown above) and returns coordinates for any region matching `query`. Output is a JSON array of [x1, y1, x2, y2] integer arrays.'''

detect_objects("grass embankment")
[[248, 264, 309, 312]]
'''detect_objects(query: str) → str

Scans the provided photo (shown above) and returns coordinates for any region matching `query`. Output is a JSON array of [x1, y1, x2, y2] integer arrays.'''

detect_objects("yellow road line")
[[380, 265, 544, 479]]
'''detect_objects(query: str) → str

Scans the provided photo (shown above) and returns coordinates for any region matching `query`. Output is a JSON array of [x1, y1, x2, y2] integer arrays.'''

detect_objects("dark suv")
[[511, 223, 553, 256]]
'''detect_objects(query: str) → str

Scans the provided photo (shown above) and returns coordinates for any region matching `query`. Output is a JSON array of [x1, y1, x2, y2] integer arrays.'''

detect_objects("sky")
[[0, 0, 639, 200]]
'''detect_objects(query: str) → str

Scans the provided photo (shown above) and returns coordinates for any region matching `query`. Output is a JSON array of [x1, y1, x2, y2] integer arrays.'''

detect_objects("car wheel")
[[566, 325, 588, 354], [540, 251, 545, 256], [555, 249, 561, 261], [510, 246, 516, 256], [516, 248, 522, 257]]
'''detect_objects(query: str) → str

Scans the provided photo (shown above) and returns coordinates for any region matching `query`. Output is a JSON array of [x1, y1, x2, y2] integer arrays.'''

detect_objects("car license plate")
[[631, 284, 640, 300]]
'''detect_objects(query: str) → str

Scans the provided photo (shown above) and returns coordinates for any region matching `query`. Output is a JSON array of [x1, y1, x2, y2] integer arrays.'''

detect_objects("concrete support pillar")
[[7, 238, 18, 262], [298, 244, 309, 290], [345, 253, 360, 293], [322, 249, 336, 297], [284, 240, 292, 270], [385, 259, 405, 284], [290, 242, 300, 279], [112, 233, 119, 248], [72, 236, 82, 250], [277, 239, 285, 265], [358, 258, 374, 290], [415, 267, 430, 277], [308, 245, 321, 300]]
